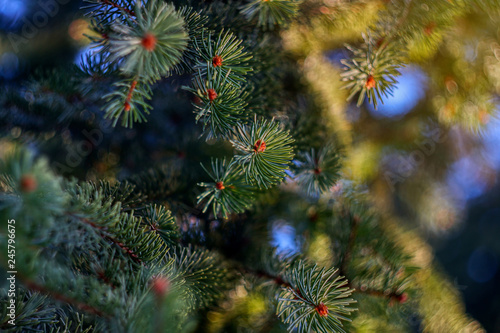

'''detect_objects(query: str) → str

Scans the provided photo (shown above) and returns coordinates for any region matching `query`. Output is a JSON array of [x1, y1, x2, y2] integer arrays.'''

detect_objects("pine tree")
[[1, 0, 498, 331]]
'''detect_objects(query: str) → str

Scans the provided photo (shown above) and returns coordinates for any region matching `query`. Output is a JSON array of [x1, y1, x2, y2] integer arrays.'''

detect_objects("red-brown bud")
[[20, 174, 38, 193], [141, 33, 157, 52], [212, 55, 223, 67], [207, 89, 217, 102], [365, 75, 376, 89], [253, 140, 266, 153], [315, 303, 329, 317]]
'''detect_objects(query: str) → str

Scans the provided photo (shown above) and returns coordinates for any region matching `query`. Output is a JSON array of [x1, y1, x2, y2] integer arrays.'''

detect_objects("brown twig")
[[251, 267, 405, 303], [340, 214, 360, 275], [67, 213, 142, 265], [123, 80, 138, 112], [249, 269, 292, 289], [100, 0, 136, 17], [24, 280, 106, 317], [354, 286, 407, 304], [336, 214, 407, 303]]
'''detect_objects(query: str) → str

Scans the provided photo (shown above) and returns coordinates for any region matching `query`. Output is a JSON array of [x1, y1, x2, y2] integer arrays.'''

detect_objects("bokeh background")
[[1, 0, 499, 331]]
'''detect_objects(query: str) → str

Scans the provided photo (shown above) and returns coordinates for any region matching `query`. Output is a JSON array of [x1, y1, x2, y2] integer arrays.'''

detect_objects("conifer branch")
[[393, 0, 414, 34], [231, 118, 295, 188], [197, 158, 256, 218], [293, 145, 342, 196], [1, 0, 491, 330], [240, 0, 302, 29], [184, 66, 248, 139], [100, 0, 136, 17], [341, 33, 404, 109], [340, 214, 359, 276], [246, 253, 406, 304], [67, 212, 143, 265], [84, 0, 137, 24], [124, 79, 138, 112], [23, 280, 106, 317], [193, 30, 253, 86], [277, 262, 356, 332], [353, 286, 408, 304]]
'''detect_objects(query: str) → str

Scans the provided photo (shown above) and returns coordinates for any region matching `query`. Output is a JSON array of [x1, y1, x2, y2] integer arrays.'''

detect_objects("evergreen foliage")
[[277, 262, 356, 333], [197, 158, 256, 218], [341, 36, 403, 109], [240, 0, 302, 29], [231, 118, 295, 189], [0, 0, 497, 331], [293, 144, 342, 196]]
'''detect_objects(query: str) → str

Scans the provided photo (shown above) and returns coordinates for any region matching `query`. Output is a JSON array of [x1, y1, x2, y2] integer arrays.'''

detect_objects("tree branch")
[[340, 214, 360, 275], [67, 212, 143, 265], [24, 280, 106, 317], [100, 0, 136, 17]]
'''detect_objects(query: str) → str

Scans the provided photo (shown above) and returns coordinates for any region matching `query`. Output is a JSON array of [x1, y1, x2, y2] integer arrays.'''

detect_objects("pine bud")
[[424, 22, 436, 36], [253, 140, 266, 153], [216, 181, 225, 190], [479, 109, 490, 125], [365, 75, 376, 90], [315, 302, 329, 317], [150, 275, 170, 298], [20, 174, 38, 193], [141, 33, 157, 52], [397, 292, 408, 304], [212, 55, 223, 67], [207, 89, 217, 102], [124, 101, 131, 112]]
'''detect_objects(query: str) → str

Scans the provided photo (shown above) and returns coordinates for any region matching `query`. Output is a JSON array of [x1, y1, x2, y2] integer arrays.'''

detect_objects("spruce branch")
[[1, 0, 486, 329], [67, 212, 143, 265], [277, 261, 356, 333], [341, 34, 404, 109], [339, 214, 360, 276], [328, 201, 416, 305], [170, 6, 209, 74], [128, 164, 182, 202], [85, 0, 189, 128], [194, 30, 253, 86], [184, 66, 248, 139], [105, 0, 188, 79], [23, 280, 106, 317], [172, 246, 233, 309], [248, 262, 408, 306], [102, 77, 152, 127], [65, 181, 173, 264], [78, 48, 119, 80], [137, 204, 180, 248], [100, 0, 136, 17], [197, 158, 256, 218], [83, 0, 137, 24], [0, 149, 68, 241], [97, 180, 147, 211], [240, 0, 302, 29], [231, 118, 295, 189], [293, 145, 342, 196], [0, 290, 59, 331], [0, 248, 120, 320], [354, 286, 409, 304]]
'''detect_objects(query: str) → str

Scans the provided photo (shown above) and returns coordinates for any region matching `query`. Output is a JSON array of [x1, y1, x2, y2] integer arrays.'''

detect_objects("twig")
[[67, 212, 143, 265], [24, 280, 106, 317], [340, 214, 360, 275], [100, 0, 136, 17]]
